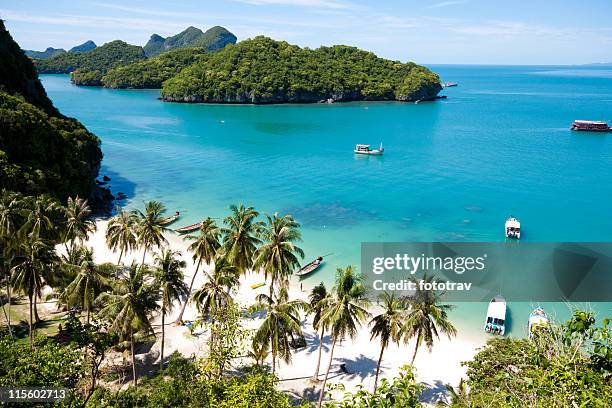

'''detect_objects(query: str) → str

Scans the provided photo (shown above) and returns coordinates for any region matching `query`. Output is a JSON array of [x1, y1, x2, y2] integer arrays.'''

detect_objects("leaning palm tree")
[[63, 196, 95, 256], [176, 218, 221, 324], [105, 208, 138, 265], [401, 274, 457, 365], [309, 282, 331, 381], [221, 204, 263, 274], [133, 201, 169, 267], [61, 247, 110, 324], [253, 213, 304, 297], [192, 255, 239, 327], [97, 263, 159, 388], [11, 238, 56, 349], [317, 266, 370, 408], [370, 292, 405, 391], [154, 249, 188, 373], [251, 287, 309, 375]]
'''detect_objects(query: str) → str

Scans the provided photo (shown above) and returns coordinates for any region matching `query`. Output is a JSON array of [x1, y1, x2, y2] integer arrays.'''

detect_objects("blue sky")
[[2, 0, 611, 64]]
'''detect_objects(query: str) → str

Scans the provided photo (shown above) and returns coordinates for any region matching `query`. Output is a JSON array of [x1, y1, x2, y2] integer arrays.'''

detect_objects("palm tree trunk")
[[374, 344, 386, 392], [175, 260, 201, 324], [131, 329, 138, 389], [86, 307, 90, 325], [6, 280, 11, 333], [28, 294, 33, 350], [33, 293, 40, 323], [1, 300, 11, 337], [160, 308, 165, 374], [312, 327, 325, 380], [117, 247, 124, 265], [141, 246, 148, 268], [317, 336, 337, 408], [272, 350, 276, 376], [410, 333, 421, 365]]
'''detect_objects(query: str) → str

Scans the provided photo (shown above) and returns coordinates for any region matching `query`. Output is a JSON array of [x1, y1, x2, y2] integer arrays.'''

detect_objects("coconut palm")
[[253, 213, 304, 297], [60, 247, 110, 324], [370, 292, 406, 391], [401, 274, 457, 365], [251, 287, 309, 375], [63, 196, 95, 256], [317, 266, 370, 408], [105, 208, 138, 265], [19, 196, 60, 241], [221, 204, 263, 274], [11, 238, 56, 349], [97, 263, 159, 388], [192, 256, 239, 320], [176, 218, 221, 324], [309, 282, 330, 380], [154, 249, 188, 373], [133, 201, 169, 267]]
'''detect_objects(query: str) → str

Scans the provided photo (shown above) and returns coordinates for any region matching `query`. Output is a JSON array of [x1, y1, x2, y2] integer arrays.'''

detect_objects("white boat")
[[354, 143, 384, 155], [505, 216, 521, 239], [484, 295, 506, 335], [528, 307, 549, 339]]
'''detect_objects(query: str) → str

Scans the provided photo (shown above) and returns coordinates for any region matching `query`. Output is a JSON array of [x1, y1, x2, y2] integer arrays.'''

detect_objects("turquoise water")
[[40, 66, 612, 338]]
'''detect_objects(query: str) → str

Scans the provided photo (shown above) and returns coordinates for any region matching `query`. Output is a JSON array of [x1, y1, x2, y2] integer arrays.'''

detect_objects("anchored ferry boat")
[[571, 120, 612, 132], [354, 143, 384, 155], [505, 216, 521, 239], [484, 295, 507, 336]]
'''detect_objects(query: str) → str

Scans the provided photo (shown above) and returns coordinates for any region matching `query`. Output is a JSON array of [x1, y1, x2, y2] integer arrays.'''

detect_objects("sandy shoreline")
[[84, 219, 484, 404]]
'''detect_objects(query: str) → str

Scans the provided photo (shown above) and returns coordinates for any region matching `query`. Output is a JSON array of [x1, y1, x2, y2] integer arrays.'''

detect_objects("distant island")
[[24, 40, 97, 59], [32, 26, 237, 86]]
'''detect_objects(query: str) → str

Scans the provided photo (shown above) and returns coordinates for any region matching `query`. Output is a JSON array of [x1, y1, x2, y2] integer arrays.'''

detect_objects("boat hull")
[[354, 150, 383, 155]]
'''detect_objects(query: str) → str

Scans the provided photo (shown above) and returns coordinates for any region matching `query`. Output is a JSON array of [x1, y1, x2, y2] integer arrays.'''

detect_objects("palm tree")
[[19, 196, 60, 241], [253, 213, 304, 297], [61, 247, 110, 324], [192, 255, 239, 325], [133, 201, 169, 267], [11, 238, 56, 349], [251, 288, 309, 375], [176, 218, 221, 324], [105, 208, 138, 265], [309, 282, 330, 381], [317, 266, 370, 408], [401, 274, 457, 365], [221, 204, 262, 274], [370, 292, 405, 391], [154, 249, 188, 373], [63, 196, 95, 256], [97, 263, 159, 388]]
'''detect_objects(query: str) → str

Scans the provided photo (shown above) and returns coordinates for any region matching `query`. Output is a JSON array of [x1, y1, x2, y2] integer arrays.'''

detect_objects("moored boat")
[[160, 211, 180, 226], [505, 216, 521, 239], [175, 221, 202, 234], [443, 82, 458, 87], [484, 295, 506, 335], [354, 143, 384, 155], [528, 307, 549, 339], [296, 256, 324, 277], [571, 120, 612, 132]]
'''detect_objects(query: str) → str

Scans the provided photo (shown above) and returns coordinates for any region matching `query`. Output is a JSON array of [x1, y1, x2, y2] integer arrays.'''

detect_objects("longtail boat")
[[175, 221, 202, 234], [160, 211, 180, 226], [296, 256, 324, 277]]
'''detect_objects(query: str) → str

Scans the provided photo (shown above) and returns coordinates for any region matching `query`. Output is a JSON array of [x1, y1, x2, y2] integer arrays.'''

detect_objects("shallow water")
[[41, 65, 612, 337]]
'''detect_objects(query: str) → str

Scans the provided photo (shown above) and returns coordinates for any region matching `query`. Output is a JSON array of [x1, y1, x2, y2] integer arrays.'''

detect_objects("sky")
[[1, 0, 612, 65]]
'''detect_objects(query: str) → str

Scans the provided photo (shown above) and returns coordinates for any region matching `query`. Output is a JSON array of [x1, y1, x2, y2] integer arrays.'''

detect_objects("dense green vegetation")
[[0, 20, 102, 200], [143, 25, 236, 57], [102, 47, 209, 89], [69, 40, 97, 53], [161, 36, 442, 103], [23, 47, 66, 59], [34, 40, 145, 85]]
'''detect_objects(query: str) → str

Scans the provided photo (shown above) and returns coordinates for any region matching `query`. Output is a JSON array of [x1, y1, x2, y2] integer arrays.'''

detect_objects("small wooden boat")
[[528, 307, 549, 339], [571, 120, 612, 132], [160, 211, 180, 226], [175, 221, 202, 234], [251, 282, 266, 289], [443, 82, 458, 87], [296, 256, 324, 277], [505, 216, 521, 239], [354, 143, 384, 155], [484, 295, 506, 336]]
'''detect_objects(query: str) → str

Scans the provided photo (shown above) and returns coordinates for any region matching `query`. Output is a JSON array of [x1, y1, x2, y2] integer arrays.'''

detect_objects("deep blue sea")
[[41, 65, 612, 338]]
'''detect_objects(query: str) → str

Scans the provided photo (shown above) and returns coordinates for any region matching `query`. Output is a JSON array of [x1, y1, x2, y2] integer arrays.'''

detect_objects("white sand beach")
[[84, 219, 484, 404]]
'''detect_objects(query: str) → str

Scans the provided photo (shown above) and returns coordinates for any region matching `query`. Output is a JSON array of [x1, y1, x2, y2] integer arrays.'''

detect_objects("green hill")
[[0, 20, 102, 200], [34, 40, 145, 85], [69, 40, 97, 53], [102, 47, 209, 89], [143, 26, 236, 57], [24, 47, 66, 59], [160, 36, 442, 104]]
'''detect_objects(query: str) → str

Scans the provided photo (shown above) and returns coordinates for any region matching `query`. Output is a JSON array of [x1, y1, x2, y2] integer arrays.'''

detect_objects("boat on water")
[[175, 221, 202, 234], [571, 120, 612, 132], [505, 216, 521, 239], [484, 295, 506, 335], [528, 307, 549, 339], [443, 82, 458, 87], [160, 211, 180, 226], [296, 256, 324, 277], [354, 143, 384, 155]]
